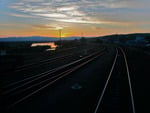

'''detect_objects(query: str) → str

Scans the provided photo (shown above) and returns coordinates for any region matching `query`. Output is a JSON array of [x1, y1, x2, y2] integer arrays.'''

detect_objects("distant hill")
[[100, 33, 150, 39], [62, 36, 81, 40], [0, 36, 58, 42], [98, 33, 150, 46], [0, 36, 81, 42], [0, 33, 149, 42]]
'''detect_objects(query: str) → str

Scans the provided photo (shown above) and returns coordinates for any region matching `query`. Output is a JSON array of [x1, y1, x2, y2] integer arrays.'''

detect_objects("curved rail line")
[[15, 47, 100, 72], [1, 48, 106, 111], [94, 47, 135, 113], [120, 48, 136, 113], [15, 54, 74, 72], [94, 48, 118, 113]]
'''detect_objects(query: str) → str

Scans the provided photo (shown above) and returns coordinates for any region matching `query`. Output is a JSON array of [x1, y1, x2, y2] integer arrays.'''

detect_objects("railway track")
[[0, 47, 102, 86], [0, 48, 106, 112], [15, 53, 74, 72], [15, 46, 99, 72], [94, 47, 135, 113], [22, 46, 78, 64]]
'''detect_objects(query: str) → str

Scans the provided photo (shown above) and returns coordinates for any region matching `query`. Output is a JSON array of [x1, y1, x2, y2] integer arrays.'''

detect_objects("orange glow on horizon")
[[1, 0, 150, 38], [1, 25, 150, 38]]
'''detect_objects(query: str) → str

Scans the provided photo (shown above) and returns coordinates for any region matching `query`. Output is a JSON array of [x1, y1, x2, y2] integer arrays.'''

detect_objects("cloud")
[[0, 23, 34, 29], [8, 0, 150, 25], [0, 23, 16, 26], [57, 6, 78, 11], [34, 13, 68, 18], [30, 24, 69, 30], [1, 0, 150, 38], [31, 24, 58, 30], [55, 18, 103, 24], [10, 13, 34, 18]]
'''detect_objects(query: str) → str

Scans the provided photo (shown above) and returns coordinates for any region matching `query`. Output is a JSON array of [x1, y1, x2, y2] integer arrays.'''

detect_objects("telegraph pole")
[[59, 29, 62, 47]]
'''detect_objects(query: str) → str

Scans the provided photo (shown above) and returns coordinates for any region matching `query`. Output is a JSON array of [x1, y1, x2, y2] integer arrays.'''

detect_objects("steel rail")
[[94, 48, 118, 113], [94, 47, 136, 113], [6, 50, 104, 109], [120, 48, 136, 113], [19, 46, 77, 66], [15, 53, 74, 72], [2, 49, 105, 91], [15, 46, 98, 72]]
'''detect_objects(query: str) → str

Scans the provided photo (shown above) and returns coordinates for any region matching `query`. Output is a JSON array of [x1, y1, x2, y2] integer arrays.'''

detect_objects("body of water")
[[31, 42, 58, 50]]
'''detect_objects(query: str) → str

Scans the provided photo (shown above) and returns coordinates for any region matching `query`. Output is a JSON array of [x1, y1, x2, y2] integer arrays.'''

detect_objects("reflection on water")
[[31, 42, 58, 51]]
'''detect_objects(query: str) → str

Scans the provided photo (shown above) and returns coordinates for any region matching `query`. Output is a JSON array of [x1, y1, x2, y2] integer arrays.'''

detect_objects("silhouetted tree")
[[80, 37, 87, 43]]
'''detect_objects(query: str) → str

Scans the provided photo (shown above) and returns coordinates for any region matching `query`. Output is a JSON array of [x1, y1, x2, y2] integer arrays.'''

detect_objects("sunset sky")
[[0, 0, 150, 38]]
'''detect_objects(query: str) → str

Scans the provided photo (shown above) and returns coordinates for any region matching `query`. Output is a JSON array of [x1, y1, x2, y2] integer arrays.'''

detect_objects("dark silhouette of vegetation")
[[80, 37, 87, 43]]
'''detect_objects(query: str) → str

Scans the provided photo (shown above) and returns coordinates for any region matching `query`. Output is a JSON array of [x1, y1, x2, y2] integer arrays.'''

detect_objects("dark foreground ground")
[[0, 45, 149, 113], [125, 47, 150, 113], [2, 46, 115, 113]]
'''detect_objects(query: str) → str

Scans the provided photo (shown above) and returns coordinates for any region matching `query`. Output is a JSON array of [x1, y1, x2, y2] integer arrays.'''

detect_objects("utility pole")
[[59, 29, 62, 46], [81, 32, 84, 38]]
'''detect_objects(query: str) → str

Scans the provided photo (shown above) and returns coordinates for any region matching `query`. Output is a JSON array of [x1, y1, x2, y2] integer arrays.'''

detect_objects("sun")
[[61, 33, 66, 38], [56, 27, 63, 30], [62, 33, 73, 38]]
